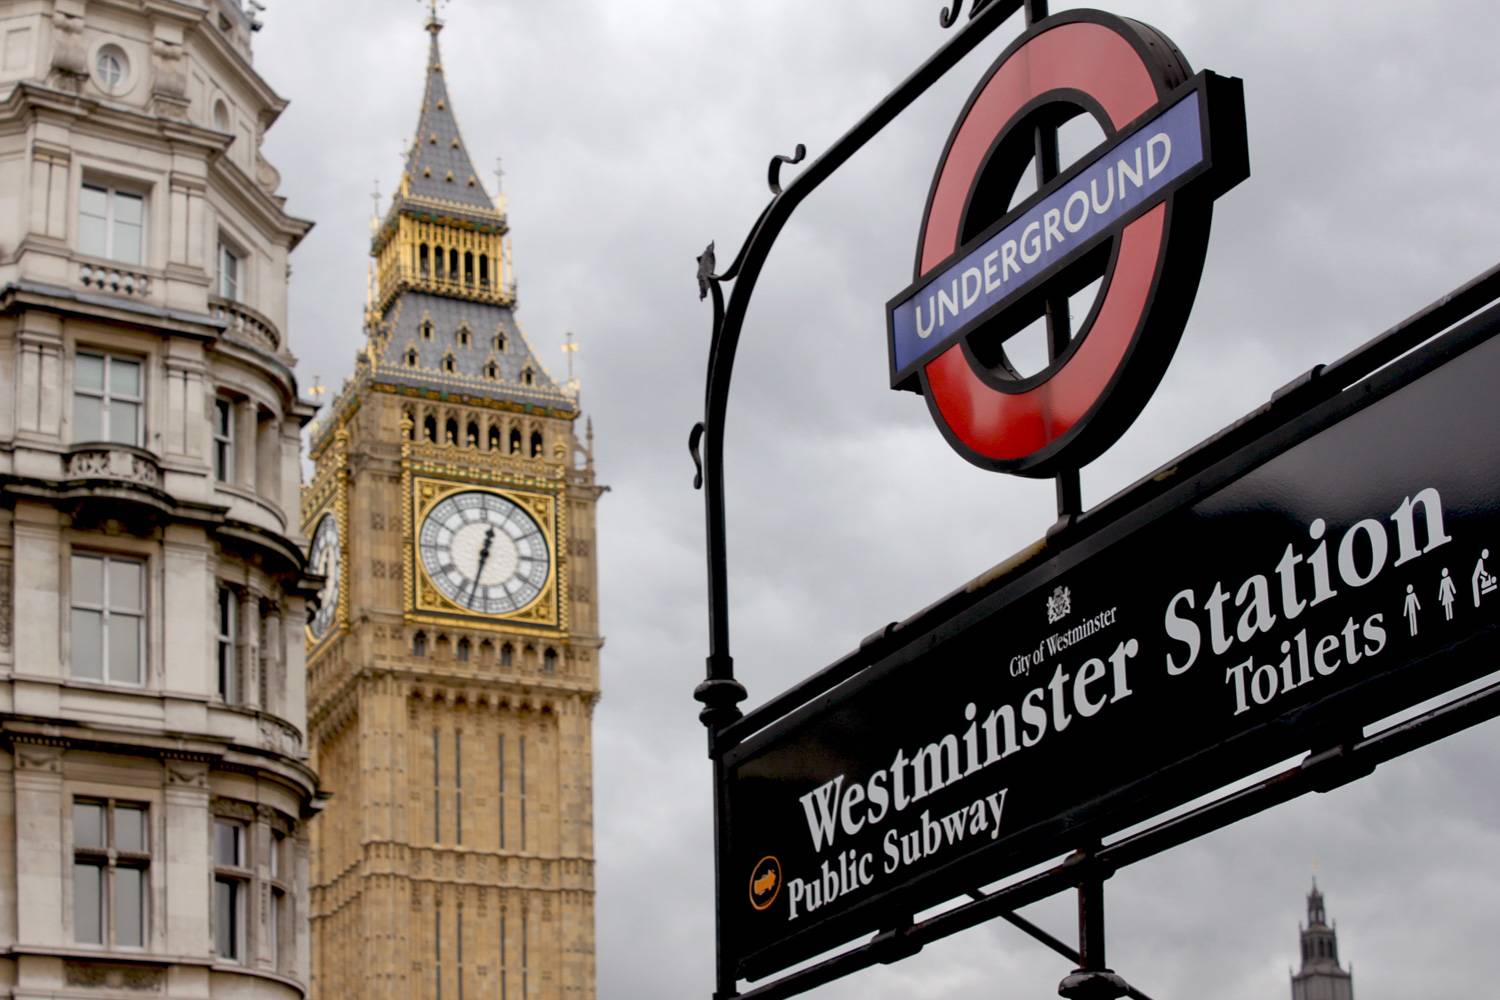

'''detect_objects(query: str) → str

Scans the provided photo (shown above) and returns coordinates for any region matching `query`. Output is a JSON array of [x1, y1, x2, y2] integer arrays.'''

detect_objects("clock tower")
[[303, 12, 603, 1000]]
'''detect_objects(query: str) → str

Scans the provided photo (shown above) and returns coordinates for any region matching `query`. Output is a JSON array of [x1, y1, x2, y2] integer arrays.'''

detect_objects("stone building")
[[0, 0, 321, 998], [1290, 883, 1354, 1000], [304, 11, 603, 1000]]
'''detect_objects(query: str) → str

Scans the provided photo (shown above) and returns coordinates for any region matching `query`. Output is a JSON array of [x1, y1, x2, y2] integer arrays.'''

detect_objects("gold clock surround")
[[302, 429, 350, 657], [404, 473, 566, 632]]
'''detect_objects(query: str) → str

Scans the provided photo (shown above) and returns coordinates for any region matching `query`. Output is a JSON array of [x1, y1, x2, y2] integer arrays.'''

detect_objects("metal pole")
[[1058, 851, 1128, 1000], [1023, 0, 1084, 523]]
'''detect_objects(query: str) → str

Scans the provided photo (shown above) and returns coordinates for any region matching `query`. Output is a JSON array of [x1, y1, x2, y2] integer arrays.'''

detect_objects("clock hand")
[[467, 526, 495, 606]]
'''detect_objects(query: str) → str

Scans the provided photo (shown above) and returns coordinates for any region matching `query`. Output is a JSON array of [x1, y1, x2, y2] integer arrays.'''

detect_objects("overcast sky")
[[254, 2, 1500, 998]]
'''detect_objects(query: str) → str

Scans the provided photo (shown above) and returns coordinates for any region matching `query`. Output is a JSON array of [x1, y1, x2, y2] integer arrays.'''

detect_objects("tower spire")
[[357, 6, 571, 415], [1291, 881, 1353, 1000], [393, 0, 495, 215]]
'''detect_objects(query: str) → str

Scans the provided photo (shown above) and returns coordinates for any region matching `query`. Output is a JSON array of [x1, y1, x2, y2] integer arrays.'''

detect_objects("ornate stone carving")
[[150, 39, 186, 96], [212, 796, 255, 821], [258, 716, 302, 756], [64, 445, 162, 487], [49, 13, 87, 82], [149, 39, 189, 120], [15, 742, 62, 773], [64, 962, 165, 991], [165, 759, 208, 788], [255, 153, 282, 195]]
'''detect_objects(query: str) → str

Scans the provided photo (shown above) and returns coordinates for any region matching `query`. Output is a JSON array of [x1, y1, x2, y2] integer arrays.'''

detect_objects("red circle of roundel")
[[914, 12, 1211, 477]]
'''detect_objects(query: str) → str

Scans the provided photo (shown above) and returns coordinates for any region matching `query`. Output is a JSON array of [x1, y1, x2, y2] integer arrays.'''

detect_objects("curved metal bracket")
[[688, 422, 705, 490], [767, 144, 807, 195], [692, 2, 1030, 746], [941, 0, 1002, 27]]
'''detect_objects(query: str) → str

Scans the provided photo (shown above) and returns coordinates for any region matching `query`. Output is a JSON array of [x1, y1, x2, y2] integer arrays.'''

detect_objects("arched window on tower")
[[464, 251, 474, 286], [530, 431, 543, 458], [483, 361, 499, 380], [424, 415, 438, 442], [456, 637, 471, 662], [420, 319, 433, 340], [405, 347, 419, 367], [419, 243, 430, 277], [413, 632, 428, 657], [488, 425, 501, 450], [493, 332, 506, 353], [466, 421, 479, 447], [442, 353, 456, 373], [445, 418, 459, 445], [449, 248, 459, 280], [500, 642, 514, 667], [434, 246, 445, 280], [457, 325, 471, 348], [542, 648, 558, 675], [509, 428, 522, 454], [479, 255, 490, 288]]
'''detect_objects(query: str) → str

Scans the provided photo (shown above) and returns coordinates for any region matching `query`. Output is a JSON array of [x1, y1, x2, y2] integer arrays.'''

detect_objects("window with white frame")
[[70, 554, 145, 686], [73, 798, 149, 949], [213, 398, 234, 481], [213, 818, 248, 963], [73, 351, 144, 446], [79, 183, 144, 264], [216, 586, 237, 702], [217, 241, 242, 301], [94, 45, 129, 94]]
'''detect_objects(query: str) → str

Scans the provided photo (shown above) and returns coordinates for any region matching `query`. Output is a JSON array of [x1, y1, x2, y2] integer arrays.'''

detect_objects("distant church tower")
[[304, 9, 603, 1000], [1291, 883, 1354, 1000]]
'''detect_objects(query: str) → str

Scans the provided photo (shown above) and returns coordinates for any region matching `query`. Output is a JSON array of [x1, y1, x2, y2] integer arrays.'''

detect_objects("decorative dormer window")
[[456, 325, 471, 348], [493, 333, 506, 353], [405, 347, 419, 367], [442, 353, 456, 373], [521, 368, 534, 386], [484, 361, 499, 380], [420, 319, 433, 340]]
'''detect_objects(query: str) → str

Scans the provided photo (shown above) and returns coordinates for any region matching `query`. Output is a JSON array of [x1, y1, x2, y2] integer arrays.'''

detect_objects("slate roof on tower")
[[399, 14, 497, 213]]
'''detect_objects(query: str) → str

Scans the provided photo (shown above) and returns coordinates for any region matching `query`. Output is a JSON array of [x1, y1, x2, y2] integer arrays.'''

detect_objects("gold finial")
[[421, 0, 449, 32], [309, 375, 327, 407], [562, 332, 581, 395], [370, 179, 381, 226]]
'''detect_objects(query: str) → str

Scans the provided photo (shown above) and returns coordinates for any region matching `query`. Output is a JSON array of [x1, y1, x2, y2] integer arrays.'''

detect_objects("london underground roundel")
[[886, 10, 1249, 476]]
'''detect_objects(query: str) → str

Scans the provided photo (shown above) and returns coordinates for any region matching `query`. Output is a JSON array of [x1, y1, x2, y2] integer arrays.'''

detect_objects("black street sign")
[[724, 304, 1500, 980]]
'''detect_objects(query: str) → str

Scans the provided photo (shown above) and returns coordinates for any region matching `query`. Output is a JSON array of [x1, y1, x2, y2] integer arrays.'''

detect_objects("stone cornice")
[[0, 714, 319, 803], [208, 147, 314, 251], [1, 81, 229, 156]]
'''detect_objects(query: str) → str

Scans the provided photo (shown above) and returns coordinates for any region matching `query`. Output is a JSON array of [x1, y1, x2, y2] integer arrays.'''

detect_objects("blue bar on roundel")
[[889, 91, 1205, 380]]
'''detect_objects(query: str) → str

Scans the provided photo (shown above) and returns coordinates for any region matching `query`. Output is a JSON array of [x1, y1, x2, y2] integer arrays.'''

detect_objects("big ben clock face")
[[307, 512, 341, 640], [418, 490, 551, 615]]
